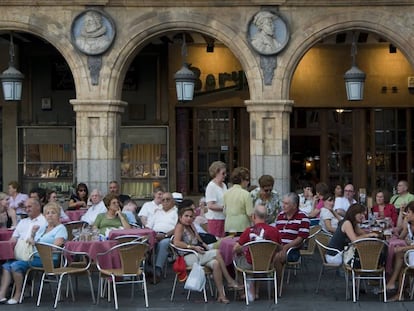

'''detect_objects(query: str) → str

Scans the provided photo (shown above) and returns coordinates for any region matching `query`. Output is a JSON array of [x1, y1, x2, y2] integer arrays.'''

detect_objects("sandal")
[[227, 282, 244, 290], [217, 296, 230, 304]]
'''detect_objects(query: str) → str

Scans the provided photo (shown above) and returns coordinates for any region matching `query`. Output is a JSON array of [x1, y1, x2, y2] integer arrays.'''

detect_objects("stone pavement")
[[1, 253, 413, 310]]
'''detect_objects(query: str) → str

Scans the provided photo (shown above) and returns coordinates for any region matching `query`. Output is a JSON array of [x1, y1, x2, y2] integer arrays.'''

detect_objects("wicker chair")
[[315, 233, 343, 294], [64, 221, 88, 241], [233, 239, 280, 305], [399, 249, 414, 300], [300, 225, 322, 267], [169, 239, 214, 302], [343, 238, 388, 302], [114, 234, 148, 244], [35, 242, 96, 308], [96, 241, 149, 309]]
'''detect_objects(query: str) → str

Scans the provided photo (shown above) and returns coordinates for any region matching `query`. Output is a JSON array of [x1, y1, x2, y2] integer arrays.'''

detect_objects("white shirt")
[[205, 181, 227, 220], [147, 206, 178, 233], [333, 197, 356, 214], [12, 214, 47, 240], [319, 208, 339, 233], [138, 200, 159, 224], [81, 200, 107, 225], [299, 193, 313, 216]]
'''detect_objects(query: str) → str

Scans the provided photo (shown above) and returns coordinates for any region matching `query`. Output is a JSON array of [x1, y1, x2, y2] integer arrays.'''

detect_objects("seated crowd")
[[0, 171, 414, 305]]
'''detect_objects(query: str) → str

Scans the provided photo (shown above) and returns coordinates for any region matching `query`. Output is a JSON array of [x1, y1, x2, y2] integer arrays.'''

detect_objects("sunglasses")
[[263, 188, 273, 193], [78, 189, 87, 192]]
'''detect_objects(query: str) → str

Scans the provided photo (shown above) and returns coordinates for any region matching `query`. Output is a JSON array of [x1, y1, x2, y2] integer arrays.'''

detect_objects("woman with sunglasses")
[[68, 183, 89, 210], [250, 175, 280, 224]]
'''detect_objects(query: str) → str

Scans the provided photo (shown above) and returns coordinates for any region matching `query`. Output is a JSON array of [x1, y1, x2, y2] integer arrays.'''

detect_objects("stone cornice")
[[0, 0, 412, 7], [245, 100, 294, 113]]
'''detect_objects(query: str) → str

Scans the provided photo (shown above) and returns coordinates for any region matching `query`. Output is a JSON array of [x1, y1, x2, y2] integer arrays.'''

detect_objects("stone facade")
[[0, 1, 413, 195]]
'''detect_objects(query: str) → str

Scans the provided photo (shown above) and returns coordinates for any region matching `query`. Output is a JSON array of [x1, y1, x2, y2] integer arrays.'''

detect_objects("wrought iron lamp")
[[344, 33, 365, 101], [174, 33, 195, 102], [0, 32, 24, 101]]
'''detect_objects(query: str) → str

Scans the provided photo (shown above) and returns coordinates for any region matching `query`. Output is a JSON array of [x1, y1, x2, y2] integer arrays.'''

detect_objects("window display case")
[[18, 126, 75, 199], [120, 126, 169, 199]]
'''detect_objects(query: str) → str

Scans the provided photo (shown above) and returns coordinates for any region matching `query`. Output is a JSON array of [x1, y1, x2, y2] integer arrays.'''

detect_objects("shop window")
[[120, 126, 168, 199], [18, 126, 75, 199]]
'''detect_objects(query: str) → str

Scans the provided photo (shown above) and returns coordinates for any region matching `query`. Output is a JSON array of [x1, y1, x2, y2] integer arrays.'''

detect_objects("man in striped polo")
[[273, 192, 310, 285]]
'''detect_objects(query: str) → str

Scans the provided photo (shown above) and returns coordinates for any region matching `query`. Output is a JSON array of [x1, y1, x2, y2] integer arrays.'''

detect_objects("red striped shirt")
[[275, 210, 310, 245]]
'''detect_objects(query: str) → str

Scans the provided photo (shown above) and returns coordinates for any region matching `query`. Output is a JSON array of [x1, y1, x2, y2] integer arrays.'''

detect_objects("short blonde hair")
[[0, 192, 8, 201], [43, 202, 61, 216], [208, 161, 226, 179]]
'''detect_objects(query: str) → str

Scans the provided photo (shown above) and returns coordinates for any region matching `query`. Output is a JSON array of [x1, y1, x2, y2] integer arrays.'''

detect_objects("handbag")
[[184, 262, 206, 292], [14, 239, 34, 261], [343, 245, 355, 265], [173, 256, 187, 282]]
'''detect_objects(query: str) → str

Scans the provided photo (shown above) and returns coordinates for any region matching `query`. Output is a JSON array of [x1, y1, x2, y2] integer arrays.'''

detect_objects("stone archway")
[[278, 13, 414, 100]]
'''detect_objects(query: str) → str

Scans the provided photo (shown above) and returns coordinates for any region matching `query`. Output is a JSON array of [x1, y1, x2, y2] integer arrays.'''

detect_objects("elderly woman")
[[46, 190, 70, 223], [68, 183, 89, 210], [173, 206, 242, 304], [223, 167, 253, 235], [93, 194, 131, 235], [0, 202, 67, 304], [250, 175, 280, 224], [0, 192, 17, 229], [205, 161, 227, 237]]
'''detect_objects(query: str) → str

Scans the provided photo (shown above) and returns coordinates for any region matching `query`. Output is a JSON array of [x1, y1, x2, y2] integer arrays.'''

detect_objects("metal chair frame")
[[96, 241, 149, 309], [169, 238, 214, 302], [233, 239, 280, 305], [35, 242, 96, 308], [343, 238, 388, 303]]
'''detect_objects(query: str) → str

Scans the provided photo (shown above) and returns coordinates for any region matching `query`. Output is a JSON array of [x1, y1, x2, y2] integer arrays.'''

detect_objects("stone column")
[[2, 102, 18, 190], [245, 99, 294, 196], [70, 99, 127, 194]]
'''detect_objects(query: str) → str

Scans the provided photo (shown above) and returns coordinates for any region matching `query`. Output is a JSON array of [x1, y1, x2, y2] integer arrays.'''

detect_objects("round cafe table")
[[0, 240, 17, 261], [65, 240, 120, 269], [219, 236, 239, 266], [66, 209, 87, 222], [0, 229, 14, 241]]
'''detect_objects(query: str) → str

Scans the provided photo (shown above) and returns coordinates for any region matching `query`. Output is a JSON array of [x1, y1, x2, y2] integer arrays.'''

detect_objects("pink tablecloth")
[[219, 237, 239, 266], [108, 228, 156, 249], [65, 240, 119, 269], [0, 240, 16, 260], [0, 229, 14, 241], [65, 209, 87, 222], [386, 237, 407, 274]]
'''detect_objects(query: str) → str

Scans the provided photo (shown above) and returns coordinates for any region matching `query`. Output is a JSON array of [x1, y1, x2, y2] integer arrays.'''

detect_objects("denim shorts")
[[2, 256, 42, 274]]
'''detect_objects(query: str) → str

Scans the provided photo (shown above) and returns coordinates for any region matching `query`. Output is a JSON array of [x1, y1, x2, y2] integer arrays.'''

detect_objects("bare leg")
[[215, 252, 237, 285], [387, 251, 404, 289], [212, 260, 228, 301], [10, 271, 23, 301], [274, 251, 286, 289], [0, 269, 12, 299]]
